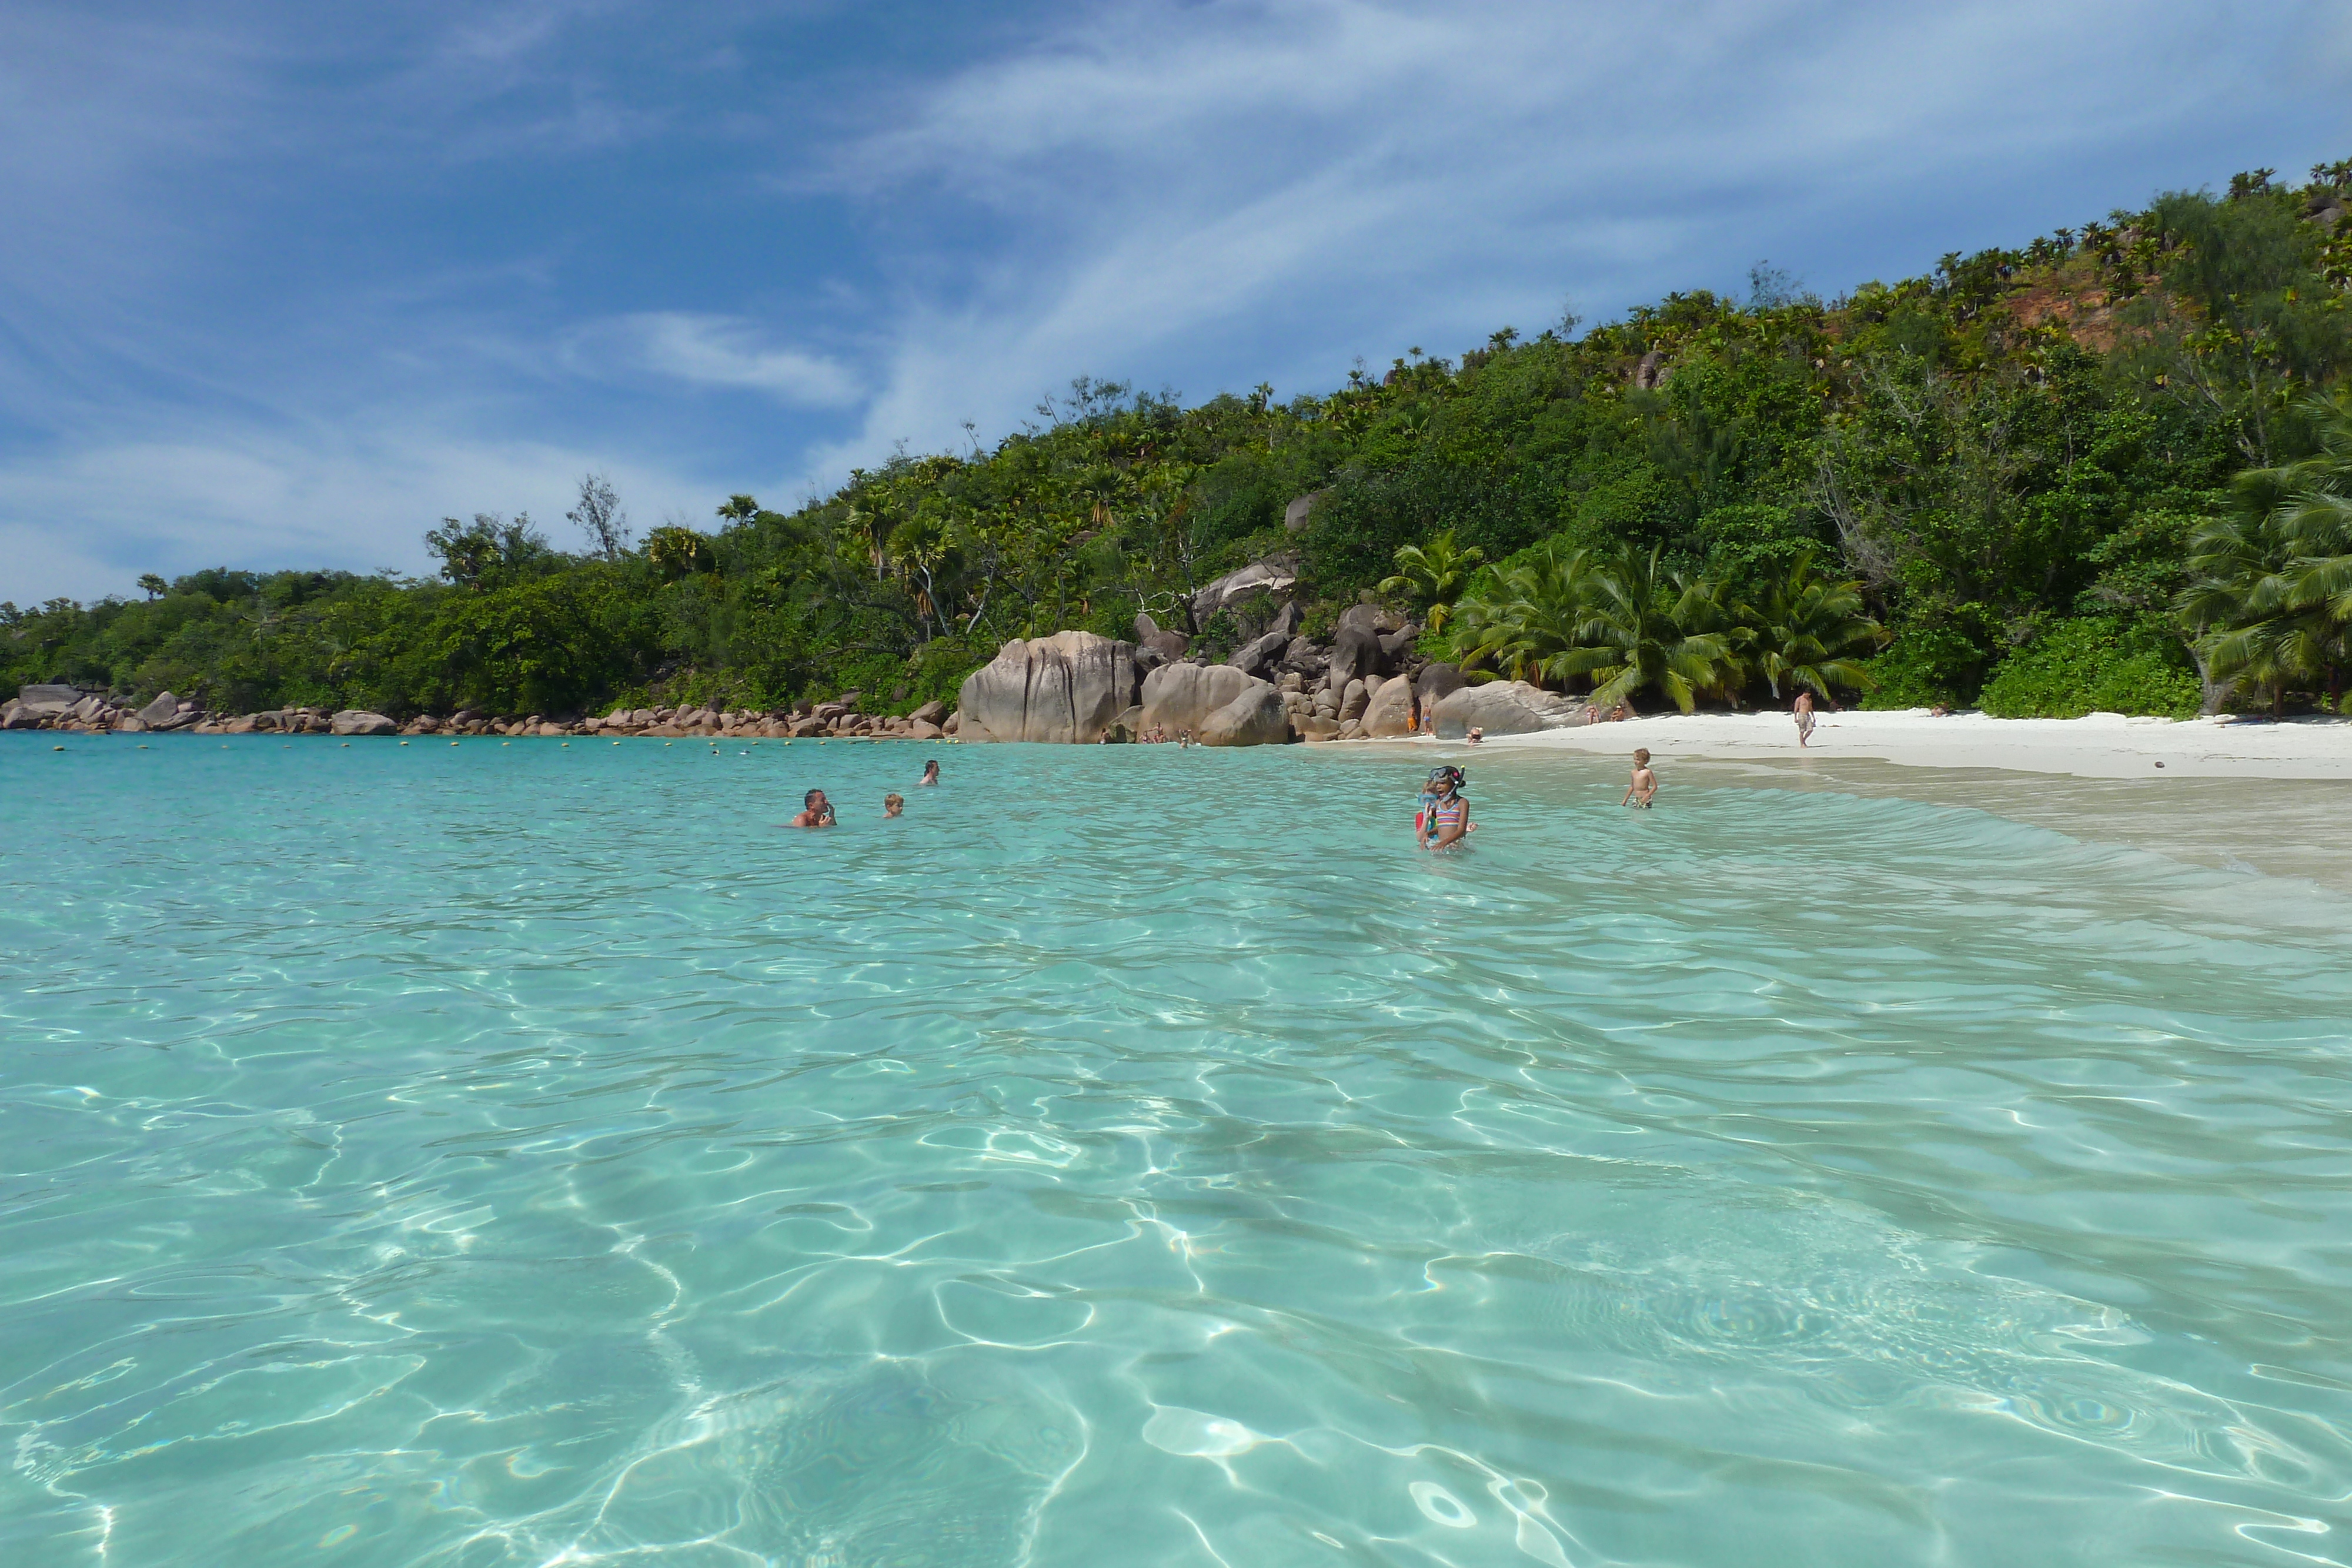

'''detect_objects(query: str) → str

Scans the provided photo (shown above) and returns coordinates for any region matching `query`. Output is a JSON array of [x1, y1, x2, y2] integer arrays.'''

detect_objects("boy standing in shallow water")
[[1621, 749, 1658, 809]]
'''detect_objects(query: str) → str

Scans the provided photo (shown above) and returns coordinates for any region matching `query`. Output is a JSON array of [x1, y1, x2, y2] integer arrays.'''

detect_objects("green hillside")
[[9, 160, 2351, 720]]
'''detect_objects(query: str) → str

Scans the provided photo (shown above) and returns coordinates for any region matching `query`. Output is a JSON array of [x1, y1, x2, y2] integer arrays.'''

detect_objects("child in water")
[[1418, 765, 1473, 850], [1621, 749, 1658, 809], [883, 793, 904, 817]]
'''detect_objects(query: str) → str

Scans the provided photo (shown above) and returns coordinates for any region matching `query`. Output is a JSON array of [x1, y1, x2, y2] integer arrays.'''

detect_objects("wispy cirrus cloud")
[[565, 313, 861, 405]]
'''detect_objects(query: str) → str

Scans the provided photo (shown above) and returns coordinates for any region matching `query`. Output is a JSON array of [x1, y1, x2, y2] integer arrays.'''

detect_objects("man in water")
[[791, 788, 836, 827], [1420, 766, 1472, 850], [1793, 690, 1816, 747], [918, 759, 940, 786], [1621, 749, 1658, 809]]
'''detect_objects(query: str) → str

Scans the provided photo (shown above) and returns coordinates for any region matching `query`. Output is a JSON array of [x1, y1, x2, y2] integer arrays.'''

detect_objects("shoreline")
[[1451, 707, 2352, 781]]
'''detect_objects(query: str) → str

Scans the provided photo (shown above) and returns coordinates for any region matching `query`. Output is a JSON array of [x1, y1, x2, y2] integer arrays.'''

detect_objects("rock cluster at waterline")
[[9, 606, 1599, 748], [2, 686, 948, 741], [945, 610, 1596, 746]]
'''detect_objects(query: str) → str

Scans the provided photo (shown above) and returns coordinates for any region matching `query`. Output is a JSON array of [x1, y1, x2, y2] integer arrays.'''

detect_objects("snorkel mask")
[[1428, 765, 1465, 791]]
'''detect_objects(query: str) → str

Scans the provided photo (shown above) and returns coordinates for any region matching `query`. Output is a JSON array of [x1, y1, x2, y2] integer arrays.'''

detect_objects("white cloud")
[[0, 424, 721, 603], [565, 313, 862, 405]]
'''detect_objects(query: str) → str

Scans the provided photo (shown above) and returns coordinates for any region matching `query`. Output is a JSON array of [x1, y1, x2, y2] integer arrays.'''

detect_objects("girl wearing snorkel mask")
[[1417, 766, 1473, 851]]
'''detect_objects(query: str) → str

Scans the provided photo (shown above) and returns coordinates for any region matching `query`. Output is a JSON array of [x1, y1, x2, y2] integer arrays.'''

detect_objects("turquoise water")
[[4, 735, 2350, 1567]]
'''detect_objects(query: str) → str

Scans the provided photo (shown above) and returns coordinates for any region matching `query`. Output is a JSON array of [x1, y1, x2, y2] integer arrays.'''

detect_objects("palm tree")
[[1737, 547, 1884, 701], [644, 525, 714, 580], [1448, 540, 1599, 679], [1552, 544, 1735, 713], [844, 487, 903, 581], [1379, 530, 1485, 631], [2181, 391, 2352, 711]]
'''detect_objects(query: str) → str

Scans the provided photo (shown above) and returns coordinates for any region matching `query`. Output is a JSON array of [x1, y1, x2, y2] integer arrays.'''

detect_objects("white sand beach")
[[1479, 707, 2352, 780]]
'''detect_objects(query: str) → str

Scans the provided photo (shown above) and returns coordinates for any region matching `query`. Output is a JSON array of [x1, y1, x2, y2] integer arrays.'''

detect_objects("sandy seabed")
[[1363, 708, 2352, 895]]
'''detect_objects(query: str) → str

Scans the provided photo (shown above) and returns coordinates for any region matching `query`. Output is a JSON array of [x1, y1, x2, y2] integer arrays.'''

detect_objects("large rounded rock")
[[331, 710, 399, 737], [1430, 681, 1587, 738], [1197, 683, 1291, 746], [1364, 674, 1417, 737], [1225, 628, 1290, 678], [1189, 555, 1298, 625], [1140, 663, 1265, 737], [1416, 663, 1466, 709], [956, 631, 1140, 743]]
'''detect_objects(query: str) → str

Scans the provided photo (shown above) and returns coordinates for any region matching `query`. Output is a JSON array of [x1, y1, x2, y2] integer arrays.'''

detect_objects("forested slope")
[[9, 161, 2351, 721]]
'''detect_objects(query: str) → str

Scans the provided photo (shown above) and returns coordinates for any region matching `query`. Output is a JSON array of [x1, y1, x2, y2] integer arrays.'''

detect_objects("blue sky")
[[4, 1, 2347, 603]]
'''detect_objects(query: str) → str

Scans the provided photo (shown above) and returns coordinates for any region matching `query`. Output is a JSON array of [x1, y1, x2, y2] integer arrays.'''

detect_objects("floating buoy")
[[52, 745, 64, 751], [399, 741, 409, 746], [341, 743, 350, 748]]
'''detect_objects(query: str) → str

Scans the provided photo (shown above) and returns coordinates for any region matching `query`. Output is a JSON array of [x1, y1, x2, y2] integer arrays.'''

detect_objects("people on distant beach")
[[1465, 727, 1484, 745], [1178, 729, 1192, 748], [1421, 765, 1472, 850], [883, 793, 904, 817], [1794, 690, 1816, 747], [918, 759, 939, 785], [1621, 748, 1657, 809], [791, 788, 836, 827]]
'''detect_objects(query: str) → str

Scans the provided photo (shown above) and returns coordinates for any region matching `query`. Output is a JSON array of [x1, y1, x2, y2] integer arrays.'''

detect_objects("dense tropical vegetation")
[[7, 160, 2351, 720]]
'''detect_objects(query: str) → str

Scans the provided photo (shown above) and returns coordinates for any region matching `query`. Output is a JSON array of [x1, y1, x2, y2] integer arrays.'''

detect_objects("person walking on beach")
[[1793, 690, 1816, 747], [791, 788, 836, 827], [918, 759, 939, 786], [1621, 750, 1658, 809], [1421, 765, 1473, 850]]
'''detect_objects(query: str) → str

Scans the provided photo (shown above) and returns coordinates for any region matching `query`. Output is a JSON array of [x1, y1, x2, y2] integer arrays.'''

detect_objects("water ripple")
[[2, 736, 2349, 1566]]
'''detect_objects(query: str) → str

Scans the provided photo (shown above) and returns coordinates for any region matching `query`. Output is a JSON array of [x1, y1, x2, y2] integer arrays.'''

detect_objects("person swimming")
[[791, 788, 836, 827], [883, 792, 904, 817], [918, 759, 940, 786], [1621, 748, 1657, 809], [1419, 765, 1472, 850]]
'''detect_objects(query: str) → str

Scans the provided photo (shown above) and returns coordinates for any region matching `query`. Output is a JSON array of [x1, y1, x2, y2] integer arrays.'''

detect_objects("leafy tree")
[[425, 513, 556, 591], [567, 473, 632, 560]]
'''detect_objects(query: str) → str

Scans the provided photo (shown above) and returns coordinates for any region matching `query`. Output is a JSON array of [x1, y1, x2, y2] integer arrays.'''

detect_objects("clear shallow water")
[[3, 735, 2350, 1568]]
